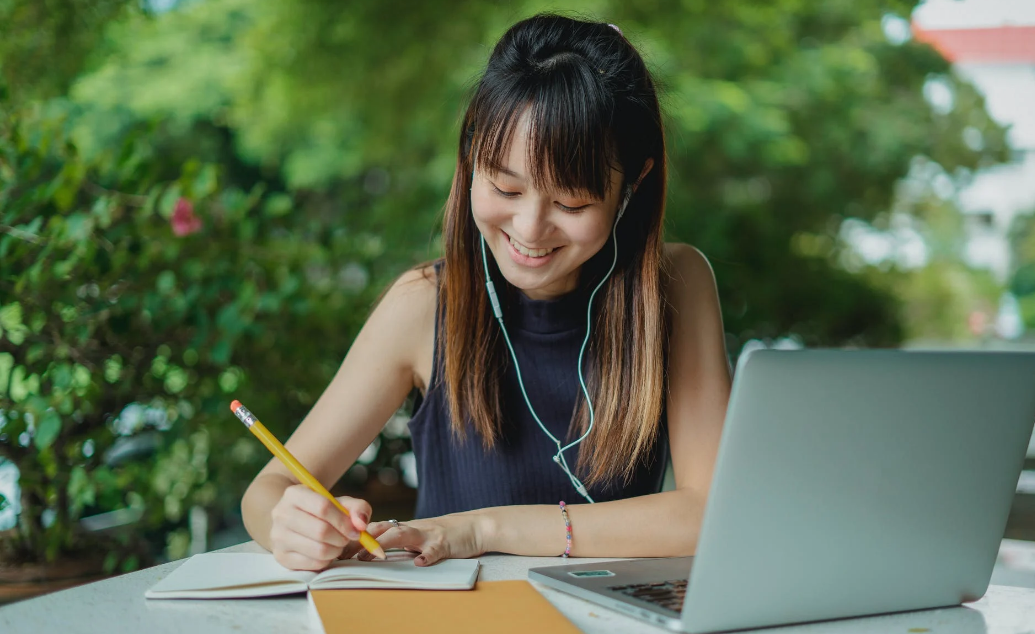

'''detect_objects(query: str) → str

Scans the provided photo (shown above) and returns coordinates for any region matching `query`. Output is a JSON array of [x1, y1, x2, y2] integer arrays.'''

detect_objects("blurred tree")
[[65, 0, 1008, 350], [0, 0, 140, 101], [613, 0, 1007, 346], [868, 158, 1002, 342], [0, 99, 386, 565], [1009, 209, 1035, 330]]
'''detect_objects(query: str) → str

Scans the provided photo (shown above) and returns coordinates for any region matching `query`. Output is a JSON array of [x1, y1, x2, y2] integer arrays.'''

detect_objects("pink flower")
[[171, 198, 202, 237]]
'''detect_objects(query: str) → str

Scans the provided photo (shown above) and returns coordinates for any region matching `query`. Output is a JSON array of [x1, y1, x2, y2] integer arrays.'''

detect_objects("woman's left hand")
[[357, 513, 490, 566]]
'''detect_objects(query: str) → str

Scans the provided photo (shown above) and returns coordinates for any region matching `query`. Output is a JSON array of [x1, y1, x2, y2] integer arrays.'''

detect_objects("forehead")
[[479, 108, 621, 196], [494, 110, 535, 175], [474, 101, 616, 197]]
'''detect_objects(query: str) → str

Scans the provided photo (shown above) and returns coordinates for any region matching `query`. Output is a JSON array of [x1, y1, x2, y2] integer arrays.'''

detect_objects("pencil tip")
[[373, 547, 387, 560], [230, 400, 242, 413]]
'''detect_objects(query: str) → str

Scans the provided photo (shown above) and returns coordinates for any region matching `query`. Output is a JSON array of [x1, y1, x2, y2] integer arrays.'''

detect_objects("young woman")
[[241, 14, 731, 570]]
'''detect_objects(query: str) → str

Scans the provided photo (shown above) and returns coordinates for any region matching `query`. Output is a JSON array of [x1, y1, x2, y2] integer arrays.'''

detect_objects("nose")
[[510, 198, 551, 245]]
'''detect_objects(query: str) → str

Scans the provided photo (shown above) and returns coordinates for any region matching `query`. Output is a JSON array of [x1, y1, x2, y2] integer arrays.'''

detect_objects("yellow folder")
[[309, 579, 582, 634]]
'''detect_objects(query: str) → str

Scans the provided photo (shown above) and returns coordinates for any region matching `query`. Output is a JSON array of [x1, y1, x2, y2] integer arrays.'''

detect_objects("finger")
[[369, 524, 425, 551], [274, 549, 330, 572], [282, 510, 349, 548], [276, 528, 345, 564], [415, 546, 443, 567], [363, 521, 394, 538], [334, 496, 372, 533], [285, 486, 359, 539]]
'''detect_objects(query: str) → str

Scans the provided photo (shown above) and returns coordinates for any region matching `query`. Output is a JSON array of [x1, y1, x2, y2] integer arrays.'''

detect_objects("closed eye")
[[557, 202, 590, 213], [491, 183, 519, 198], [492, 182, 591, 213]]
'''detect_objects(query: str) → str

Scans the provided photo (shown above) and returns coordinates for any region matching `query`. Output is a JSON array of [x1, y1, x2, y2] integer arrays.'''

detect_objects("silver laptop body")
[[529, 350, 1035, 632]]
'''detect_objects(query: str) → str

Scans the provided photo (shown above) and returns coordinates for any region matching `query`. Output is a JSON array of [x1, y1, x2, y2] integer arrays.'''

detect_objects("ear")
[[632, 158, 655, 193]]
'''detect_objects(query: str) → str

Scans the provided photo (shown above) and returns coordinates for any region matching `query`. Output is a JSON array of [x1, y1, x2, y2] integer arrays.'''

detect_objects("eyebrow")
[[486, 161, 524, 180]]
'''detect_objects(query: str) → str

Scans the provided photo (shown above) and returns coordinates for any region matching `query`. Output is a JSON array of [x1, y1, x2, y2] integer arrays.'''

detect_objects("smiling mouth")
[[504, 231, 561, 258]]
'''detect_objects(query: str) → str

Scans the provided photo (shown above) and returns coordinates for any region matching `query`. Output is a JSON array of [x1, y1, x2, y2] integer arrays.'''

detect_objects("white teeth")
[[509, 235, 556, 258]]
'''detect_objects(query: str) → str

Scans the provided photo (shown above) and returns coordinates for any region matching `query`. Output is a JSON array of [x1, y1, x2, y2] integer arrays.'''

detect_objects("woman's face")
[[471, 110, 627, 301]]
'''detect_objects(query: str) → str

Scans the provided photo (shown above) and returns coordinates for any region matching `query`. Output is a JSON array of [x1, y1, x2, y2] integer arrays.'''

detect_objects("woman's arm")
[[367, 244, 731, 562], [241, 266, 437, 556]]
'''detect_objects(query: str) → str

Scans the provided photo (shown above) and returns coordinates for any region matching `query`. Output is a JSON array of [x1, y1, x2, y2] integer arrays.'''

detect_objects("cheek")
[[563, 217, 613, 248], [470, 189, 509, 226]]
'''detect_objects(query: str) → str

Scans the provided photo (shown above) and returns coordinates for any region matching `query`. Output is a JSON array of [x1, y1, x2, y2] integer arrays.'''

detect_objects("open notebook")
[[145, 552, 480, 599]]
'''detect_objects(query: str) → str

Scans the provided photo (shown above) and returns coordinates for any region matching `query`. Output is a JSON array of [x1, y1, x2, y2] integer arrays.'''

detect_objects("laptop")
[[529, 349, 1035, 633]]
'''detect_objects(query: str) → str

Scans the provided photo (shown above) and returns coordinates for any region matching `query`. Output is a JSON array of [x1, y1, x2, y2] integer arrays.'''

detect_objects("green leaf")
[[68, 465, 96, 518], [210, 339, 231, 366], [53, 160, 87, 211], [5, 325, 26, 346], [0, 301, 23, 331], [193, 164, 218, 198], [103, 551, 119, 574], [120, 555, 140, 573], [34, 410, 62, 450], [262, 193, 292, 217], [91, 196, 117, 229], [50, 362, 73, 390], [156, 270, 177, 295], [72, 364, 91, 389], [0, 353, 12, 396], [9, 366, 39, 402], [158, 185, 182, 219]]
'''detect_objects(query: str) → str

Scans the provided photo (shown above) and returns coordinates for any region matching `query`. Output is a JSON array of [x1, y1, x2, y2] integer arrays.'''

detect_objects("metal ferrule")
[[233, 405, 257, 428]]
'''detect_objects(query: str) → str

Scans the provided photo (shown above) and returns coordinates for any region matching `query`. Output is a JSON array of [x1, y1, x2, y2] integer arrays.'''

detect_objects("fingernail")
[[416, 555, 426, 564]]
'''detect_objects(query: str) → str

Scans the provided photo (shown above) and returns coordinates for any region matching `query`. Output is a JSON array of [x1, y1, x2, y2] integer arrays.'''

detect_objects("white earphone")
[[472, 158, 633, 503]]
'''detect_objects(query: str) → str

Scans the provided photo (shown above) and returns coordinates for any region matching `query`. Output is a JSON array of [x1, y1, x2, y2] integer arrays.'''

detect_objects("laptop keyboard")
[[608, 578, 687, 613]]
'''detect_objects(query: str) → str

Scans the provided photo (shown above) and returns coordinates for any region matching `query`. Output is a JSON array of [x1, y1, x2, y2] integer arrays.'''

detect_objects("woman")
[[241, 14, 731, 570]]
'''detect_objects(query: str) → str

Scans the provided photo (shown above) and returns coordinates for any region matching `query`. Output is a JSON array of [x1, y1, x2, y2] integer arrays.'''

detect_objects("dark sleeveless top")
[[407, 261, 669, 518]]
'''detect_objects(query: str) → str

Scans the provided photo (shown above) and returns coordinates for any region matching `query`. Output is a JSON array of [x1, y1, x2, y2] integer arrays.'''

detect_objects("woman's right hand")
[[268, 484, 372, 571]]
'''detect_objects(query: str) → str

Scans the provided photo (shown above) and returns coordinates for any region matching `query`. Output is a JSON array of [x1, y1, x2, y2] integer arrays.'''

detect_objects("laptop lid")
[[682, 349, 1035, 633]]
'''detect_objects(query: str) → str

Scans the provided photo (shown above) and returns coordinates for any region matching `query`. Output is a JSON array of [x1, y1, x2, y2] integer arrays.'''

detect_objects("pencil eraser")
[[230, 400, 242, 413]]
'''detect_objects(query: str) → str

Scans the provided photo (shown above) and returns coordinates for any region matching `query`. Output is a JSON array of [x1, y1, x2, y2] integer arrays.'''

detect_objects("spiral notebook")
[[144, 552, 479, 599]]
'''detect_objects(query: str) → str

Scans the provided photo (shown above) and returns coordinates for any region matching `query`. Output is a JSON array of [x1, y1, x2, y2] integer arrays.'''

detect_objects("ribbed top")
[[407, 261, 668, 518]]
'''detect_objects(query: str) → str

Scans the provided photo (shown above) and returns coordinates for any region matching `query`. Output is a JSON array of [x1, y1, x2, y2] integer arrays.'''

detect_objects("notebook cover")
[[309, 580, 581, 634]]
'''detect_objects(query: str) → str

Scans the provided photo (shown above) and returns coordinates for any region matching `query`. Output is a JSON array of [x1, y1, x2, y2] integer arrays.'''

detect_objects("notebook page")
[[310, 558, 479, 590], [145, 553, 317, 599]]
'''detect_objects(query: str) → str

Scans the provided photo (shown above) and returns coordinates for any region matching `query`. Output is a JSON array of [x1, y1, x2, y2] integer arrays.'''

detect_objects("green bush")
[[0, 101, 394, 567]]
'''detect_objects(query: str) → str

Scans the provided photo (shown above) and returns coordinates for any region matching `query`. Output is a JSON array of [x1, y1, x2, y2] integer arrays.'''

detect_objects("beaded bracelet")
[[559, 501, 572, 557]]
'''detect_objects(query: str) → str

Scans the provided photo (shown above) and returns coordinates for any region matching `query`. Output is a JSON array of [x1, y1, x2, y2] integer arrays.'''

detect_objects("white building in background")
[[913, 0, 1035, 285]]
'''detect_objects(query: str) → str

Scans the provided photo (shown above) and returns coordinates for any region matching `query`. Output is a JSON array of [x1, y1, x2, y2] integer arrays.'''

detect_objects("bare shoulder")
[[370, 263, 438, 393], [662, 242, 719, 303], [382, 263, 438, 304]]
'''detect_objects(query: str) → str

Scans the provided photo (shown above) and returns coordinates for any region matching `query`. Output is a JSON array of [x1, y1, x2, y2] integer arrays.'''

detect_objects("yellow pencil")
[[230, 399, 386, 560]]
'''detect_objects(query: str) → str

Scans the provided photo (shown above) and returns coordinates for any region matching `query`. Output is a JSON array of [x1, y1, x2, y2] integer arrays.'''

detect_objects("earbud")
[[615, 185, 633, 223]]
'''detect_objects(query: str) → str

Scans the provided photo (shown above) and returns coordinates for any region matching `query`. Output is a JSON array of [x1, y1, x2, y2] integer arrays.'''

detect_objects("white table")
[[2, 541, 1034, 634]]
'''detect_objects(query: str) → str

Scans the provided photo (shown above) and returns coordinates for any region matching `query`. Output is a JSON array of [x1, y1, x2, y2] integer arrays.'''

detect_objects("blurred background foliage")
[[0, 0, 1014, 570]]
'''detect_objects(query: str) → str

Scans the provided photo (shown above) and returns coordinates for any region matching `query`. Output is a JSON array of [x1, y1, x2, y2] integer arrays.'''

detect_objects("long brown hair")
[[437, 14, 669, 488]]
